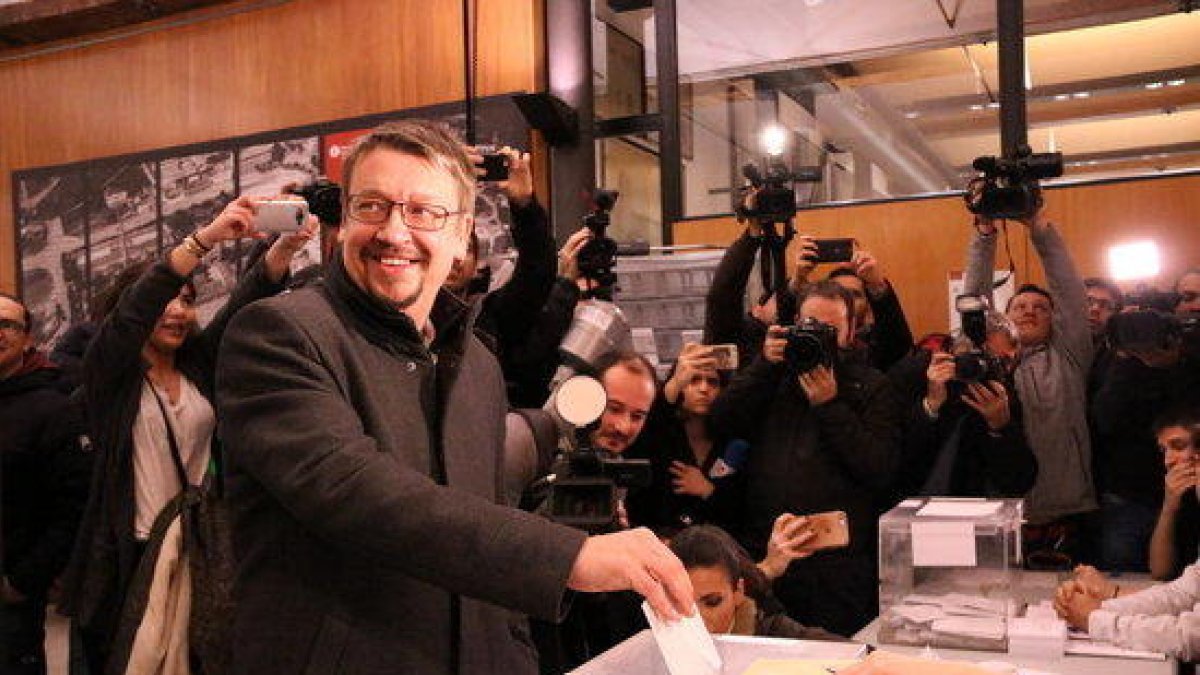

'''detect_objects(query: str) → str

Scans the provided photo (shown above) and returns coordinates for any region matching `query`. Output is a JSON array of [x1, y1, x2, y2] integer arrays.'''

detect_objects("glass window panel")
[[597, 132, 662, 247]]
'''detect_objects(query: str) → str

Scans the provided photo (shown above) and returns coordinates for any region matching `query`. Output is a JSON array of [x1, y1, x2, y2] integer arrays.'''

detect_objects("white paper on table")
[[641, 601, 722, 675], [912, 521, 977, 567], [916, 500, 1002, 518], [899, 499, 925, 509]]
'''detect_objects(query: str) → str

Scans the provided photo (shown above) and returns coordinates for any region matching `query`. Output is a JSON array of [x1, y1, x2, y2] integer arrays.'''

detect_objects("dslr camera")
[[576, 189, 621, 300], [543, 376, 651, 533], [783, 317, 840, 375], [953, 294, 1007, 383], [965, 146, 1062, 221]]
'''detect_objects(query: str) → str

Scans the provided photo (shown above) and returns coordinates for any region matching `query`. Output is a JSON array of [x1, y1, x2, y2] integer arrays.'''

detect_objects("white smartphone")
[[255, 200, 310, 234]]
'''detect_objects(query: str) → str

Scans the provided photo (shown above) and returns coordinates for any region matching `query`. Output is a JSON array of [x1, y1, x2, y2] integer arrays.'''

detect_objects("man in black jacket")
[[216, 121, 692, 675], [710, 281, 903, 637], [0, 294, 91, 674]]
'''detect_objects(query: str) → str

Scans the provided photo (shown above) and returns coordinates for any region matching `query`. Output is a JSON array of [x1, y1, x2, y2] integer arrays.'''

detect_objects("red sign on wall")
[[322, 128, 372, 183]]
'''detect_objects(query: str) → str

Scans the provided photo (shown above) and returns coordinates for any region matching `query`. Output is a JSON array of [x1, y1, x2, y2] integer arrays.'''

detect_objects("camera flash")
[[760, 125, 788, 157], [1108, 241, 1161, 281]]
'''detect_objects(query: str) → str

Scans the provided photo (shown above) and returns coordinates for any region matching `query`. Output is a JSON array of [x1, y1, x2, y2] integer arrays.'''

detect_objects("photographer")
[[709, 280, 903, 636], [1091, 310, 1200, 572], [504, 228, 595, 408], [702, 221, 796, 364], [964, 205, 1097, 564], [894, 333, 1037, 499], [814, 247, 914, 373]]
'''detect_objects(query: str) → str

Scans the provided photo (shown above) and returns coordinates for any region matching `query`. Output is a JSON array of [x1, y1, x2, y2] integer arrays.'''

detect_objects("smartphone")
[[477, 145, 511, 182], [803, 510, 850, 550], [812, 238, 855, 264], [255, 200, 310, 234], [710, 344, 739, 371]]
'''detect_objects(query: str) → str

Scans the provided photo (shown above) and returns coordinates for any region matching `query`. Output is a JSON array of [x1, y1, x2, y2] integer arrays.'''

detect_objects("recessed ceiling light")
[[1167, 79, 1186, 87], [969, 104, 984, 111], [1072, 92, 1090, 99], [987, 102, 1000, 109], [1145, 82, 1165, 90], [1054, 94, 1070, 101], [904, 111, 920, 119]]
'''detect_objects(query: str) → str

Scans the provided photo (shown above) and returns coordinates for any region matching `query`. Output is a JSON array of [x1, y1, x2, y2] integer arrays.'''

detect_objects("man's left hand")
[[798, 365, 837, 406], [853, 249, 888, 296], [669, 461, 715, 498]]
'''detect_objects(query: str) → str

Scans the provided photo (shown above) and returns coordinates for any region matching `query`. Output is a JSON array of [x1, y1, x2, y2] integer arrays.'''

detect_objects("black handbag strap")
[[145, 375, 192, 492]]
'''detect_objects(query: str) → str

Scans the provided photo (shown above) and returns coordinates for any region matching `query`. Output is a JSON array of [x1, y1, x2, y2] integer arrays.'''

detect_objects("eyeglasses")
[[0, 318, 27, 333], [1086, 297, 1115, 311], [346, 194, 464, 232]]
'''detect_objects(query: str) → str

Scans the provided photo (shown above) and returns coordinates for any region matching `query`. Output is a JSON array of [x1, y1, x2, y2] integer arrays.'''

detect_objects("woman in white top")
[[61, 195, 315, 673]]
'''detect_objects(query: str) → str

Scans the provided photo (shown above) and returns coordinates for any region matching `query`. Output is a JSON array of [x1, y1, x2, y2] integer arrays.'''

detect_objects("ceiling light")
[[1108, 241, 1161, 282], [904, 111, 920, 119], [759, 124, 788, 157], [1167, 79, 1186, 87], [1145, 82, 1165, 90], [1054, 94, 1070, 101], [969, 104, 984, 111], [987, 102, 1000, 109], [1072, 92, 1090, 99]]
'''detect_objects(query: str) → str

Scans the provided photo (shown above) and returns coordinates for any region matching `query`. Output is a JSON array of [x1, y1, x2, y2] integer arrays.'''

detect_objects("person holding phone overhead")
[[710, 280, 904, 637]]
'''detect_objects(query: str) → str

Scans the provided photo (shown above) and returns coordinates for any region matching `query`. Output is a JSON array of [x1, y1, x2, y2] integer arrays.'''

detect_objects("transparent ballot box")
[[570, 631, 866, 675], [877, 498, 1023, 652]]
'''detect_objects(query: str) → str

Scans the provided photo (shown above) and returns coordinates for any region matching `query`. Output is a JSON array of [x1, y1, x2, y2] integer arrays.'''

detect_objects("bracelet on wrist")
[[180, 235, 209, 259], [190, 232, 213, 252]]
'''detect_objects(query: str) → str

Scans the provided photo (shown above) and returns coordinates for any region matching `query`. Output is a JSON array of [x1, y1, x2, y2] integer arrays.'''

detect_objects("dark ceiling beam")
[[0, 0, 238, 49]]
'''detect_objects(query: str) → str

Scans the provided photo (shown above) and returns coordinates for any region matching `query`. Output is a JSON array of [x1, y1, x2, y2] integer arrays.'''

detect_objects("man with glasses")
[[216, 121, 693, 675], [0, 293, 91, 674]]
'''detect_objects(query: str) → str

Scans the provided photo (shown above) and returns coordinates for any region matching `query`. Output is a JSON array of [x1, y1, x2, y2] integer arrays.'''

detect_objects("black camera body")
[[548, 448, 651, 533], [576, 189, 621, 300], [476, 145, 511, 182], [966, 149, 1062, 221], [784, 317, 839, 374], [292, 177, 343, 226]]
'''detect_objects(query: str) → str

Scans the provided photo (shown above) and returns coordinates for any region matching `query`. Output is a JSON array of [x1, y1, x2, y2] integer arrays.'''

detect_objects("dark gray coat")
[[216, 263, 586, 675]]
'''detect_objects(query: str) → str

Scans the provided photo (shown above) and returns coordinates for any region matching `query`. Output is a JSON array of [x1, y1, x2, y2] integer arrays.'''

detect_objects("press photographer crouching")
[[890, 298, 1037, 500], [710, 280, 904, 637]]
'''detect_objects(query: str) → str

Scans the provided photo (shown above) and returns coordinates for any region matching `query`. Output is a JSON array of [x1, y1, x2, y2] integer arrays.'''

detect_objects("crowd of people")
[[1, 118, 1198, 674]]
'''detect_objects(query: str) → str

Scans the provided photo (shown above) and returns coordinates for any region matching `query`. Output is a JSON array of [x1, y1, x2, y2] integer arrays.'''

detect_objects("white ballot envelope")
[[642, 601, 722, 675]]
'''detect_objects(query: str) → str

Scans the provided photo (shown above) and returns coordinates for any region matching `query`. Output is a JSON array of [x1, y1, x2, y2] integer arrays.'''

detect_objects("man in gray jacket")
[[217, 120, 692, 674], [964, 205, 1096, 562]]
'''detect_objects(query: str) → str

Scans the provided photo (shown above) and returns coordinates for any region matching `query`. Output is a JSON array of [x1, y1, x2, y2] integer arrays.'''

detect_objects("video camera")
[[953, 294, 1008, 383], [291, 177, 343, 226], [576, 189, 620, 301], [543, 376, 651, 533], [783, 317, 839, 375], [965, 146, 1062, 221]]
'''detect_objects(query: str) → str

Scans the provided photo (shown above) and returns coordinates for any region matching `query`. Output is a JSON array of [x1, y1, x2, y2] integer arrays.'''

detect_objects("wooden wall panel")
[[0, 0, 542, 293], [675, 174, 1200, 339]]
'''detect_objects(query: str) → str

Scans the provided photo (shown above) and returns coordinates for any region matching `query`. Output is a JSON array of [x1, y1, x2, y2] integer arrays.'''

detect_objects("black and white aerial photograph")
[[237, 137, 322, 280], [15, 171, 88, 346], [82, 162, 160, 321], [160, 150, 237, 322]]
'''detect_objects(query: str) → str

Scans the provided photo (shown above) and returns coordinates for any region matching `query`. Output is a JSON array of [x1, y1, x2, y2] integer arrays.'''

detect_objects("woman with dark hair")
[[669, 525, 843, 640], [626, 343, 749, 536], [61, 195, 315, 673]]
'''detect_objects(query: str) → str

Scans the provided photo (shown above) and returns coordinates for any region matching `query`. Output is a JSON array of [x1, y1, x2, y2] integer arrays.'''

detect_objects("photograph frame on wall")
[[11, 93, 533, 345]]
